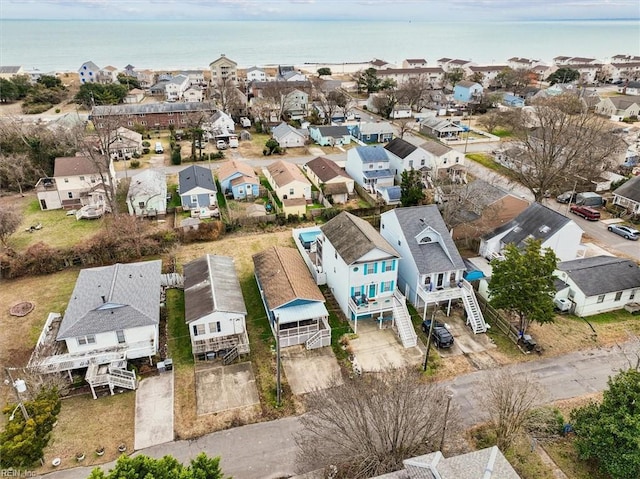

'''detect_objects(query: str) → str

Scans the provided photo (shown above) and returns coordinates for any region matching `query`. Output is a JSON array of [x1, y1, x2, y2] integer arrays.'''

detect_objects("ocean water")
[[0, 19, 638, 72]]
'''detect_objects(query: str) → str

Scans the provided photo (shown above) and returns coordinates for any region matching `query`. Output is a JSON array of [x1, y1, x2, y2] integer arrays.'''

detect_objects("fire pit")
[[9, 302, 35, 317]]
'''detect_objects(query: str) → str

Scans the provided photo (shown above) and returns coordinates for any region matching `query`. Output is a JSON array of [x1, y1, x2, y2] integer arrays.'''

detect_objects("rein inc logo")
[[0, 471, 37, 477]]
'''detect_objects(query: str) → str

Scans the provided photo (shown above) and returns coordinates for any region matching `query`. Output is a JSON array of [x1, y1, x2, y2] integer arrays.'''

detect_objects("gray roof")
[[558, 255, 640, 296], [489, 203, 572, 247], [312, 125, 350, 138], [386, 205, 466, 275], [384, 138, 417, 159], [272, 122, 305, 140], [378, 185, 402, 202], [613, 175, 640, 203], [57, 260, 162, 340], [359, 122, 394, 135], [0, 66, 22, 74], [354, 146, 389, 163], [92, 102, 216, 117], [321, 212, 399, 265], [420, 117, 465, 132], [421, 140, 454, 157], [363, 169, 394, 179], [167, 74, 188, 85], [178, 165, 217, 194], [127, 169, 167, 200], [184, 255, 247, 323]]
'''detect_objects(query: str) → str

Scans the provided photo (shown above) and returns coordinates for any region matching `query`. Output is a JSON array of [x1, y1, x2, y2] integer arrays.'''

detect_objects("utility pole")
[[439, 390, 454, 452], [423, 307, 437, 372]]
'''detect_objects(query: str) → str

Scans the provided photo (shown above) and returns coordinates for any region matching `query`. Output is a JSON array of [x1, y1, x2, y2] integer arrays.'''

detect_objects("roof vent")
[[540, 225, 551, 233], [101, 295, 106, 303]]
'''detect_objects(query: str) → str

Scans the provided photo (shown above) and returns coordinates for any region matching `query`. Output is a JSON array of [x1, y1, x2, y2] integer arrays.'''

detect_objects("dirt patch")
[[9, 301, 35, 317]]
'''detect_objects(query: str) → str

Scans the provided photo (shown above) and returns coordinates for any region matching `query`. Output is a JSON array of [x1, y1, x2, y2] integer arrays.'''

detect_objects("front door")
[[436, 273, 444, 288], [369, 283, 376, 299]]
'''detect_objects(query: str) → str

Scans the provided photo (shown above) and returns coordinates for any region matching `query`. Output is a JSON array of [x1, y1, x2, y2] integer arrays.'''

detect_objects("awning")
[[275, 302, 328, 324]]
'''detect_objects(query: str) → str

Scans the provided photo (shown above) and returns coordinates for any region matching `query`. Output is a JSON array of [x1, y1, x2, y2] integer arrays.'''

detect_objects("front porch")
[[192, 330, 250, 361]]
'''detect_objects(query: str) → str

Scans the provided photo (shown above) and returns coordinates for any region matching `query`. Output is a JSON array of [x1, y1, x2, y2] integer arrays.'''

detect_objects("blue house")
[[309, 125, 352, 147], [178, 164, 217, 210], [217, 160, 260, 200], [453, 81, 483, 103], [503, 94, 525, 107], [357, 122, 395, 144], [345, 146, 395, 193]]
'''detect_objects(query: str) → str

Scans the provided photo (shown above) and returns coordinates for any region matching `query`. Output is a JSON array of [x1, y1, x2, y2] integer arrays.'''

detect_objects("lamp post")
[[5, 368, 30, 421], [439, 389, 454, 452]]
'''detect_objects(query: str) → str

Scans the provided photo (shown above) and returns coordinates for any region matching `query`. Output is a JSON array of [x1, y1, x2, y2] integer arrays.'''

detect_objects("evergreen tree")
[[400, 168, 425, 207]]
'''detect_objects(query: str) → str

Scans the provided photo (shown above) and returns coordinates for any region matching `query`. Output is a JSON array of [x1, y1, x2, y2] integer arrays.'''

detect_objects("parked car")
[[154, 142, 164, 154], [216, 140, 228, 150], [421, 320, 454, 349], [570, 204, 601, 221], [607, 224, 640, 241], [556, 191, 576, 203]]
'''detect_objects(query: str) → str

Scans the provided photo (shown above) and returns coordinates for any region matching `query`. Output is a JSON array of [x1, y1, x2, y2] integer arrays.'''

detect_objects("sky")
[[2, 0, 639, 21]]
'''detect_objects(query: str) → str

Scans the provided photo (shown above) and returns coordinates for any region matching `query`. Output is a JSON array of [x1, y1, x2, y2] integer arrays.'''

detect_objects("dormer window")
[[419, 236, 433, 244]]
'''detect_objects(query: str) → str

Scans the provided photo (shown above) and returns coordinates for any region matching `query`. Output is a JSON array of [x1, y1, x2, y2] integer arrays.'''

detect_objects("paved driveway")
[[281, 345, 343, 394], [195, 362, 259, 415], [134, 371, 174, 450]]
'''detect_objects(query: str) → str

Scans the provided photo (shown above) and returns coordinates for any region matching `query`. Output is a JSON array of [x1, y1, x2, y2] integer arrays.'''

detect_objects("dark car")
[[421, 320, 455, 349], [556, 191, 576, 204]]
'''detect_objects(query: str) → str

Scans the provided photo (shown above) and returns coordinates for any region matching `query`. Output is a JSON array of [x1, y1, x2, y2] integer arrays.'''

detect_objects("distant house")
[[453, 80, 483, 103], [124, 88, 145, 104], [480, 202, 583, 262], [391, 105, 412, 119], [357, 122, 395, 143], [207, 111, 235, 136], [303, 156, 354, 204], [253, 246, 331, 349], [402, 58, 428, 68], [308, 125, 352, 146], [35, 155, 116, 212], [126, 169, 167, 218], [384, 137, 431, 183], [419, 116, 465, 139], [271, 122, 307, 148], [284, 89, 309, 119], [554, 256, 640, 317], [107, 127, 143, 161], [0, 65, 24, 79], [612, 175, 640, 215], [180, 70, 206, 86], [503, 93, 525, 107], [165, 74, 190, 101], [178, 164, 217, 210], [98, 65, 119, 84], [217, 160, 260, 200], [345, 146, 394, 193], [78, 61, 100, 84], [210, 54, 238, 84], [594, 96, 640, 120], [183, 86, 204, 103], [263, 160, 311, 209], [245, 66, 267, 83], [91, 102, 216, 129], [184, 255, 250, 360]]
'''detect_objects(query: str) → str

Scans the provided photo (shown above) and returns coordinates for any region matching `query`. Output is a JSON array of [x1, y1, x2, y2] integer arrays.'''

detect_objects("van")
[[570, 204, 601, 221], [154, 142, 164, 154], [575, 192, 604, 208]]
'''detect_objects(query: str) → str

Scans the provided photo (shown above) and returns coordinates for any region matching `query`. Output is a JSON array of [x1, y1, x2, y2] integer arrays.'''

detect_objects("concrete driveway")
[[195, 362, 259, 415], [134, 371, 174, 450], [281, 345, 343, 394]]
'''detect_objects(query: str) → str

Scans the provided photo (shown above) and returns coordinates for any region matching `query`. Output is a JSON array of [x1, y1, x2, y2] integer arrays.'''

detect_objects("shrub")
[[129, 159, 141, 169], [142, 140, 150, 148], [171, 149, 182, 165], [132, 152, 141, 159], [55, 108, 60, 113]]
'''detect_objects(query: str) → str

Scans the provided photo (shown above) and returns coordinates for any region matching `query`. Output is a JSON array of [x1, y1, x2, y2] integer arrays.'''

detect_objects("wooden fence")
[[476, 295, 520, 344]]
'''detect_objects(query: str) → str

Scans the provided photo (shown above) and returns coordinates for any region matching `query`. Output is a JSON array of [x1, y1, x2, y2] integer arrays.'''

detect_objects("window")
[[127, 121, 133, 126], [192, 324, 205, 336], [289, 188, 295, 195], [397, 239, 401, 246], [369, 163, 374, 169], [597, 295, 605, 303], [79, 176, 85, 181], [209, 321, 221, 333], [138, 201, 145, 208], [67, 192, 73, 199], [443, 158, 447, 164], [409, 160, 414, 168], [64, 178, 69, 183], [77, 335, 96, 346], [631, 290, 637, 300], [116, 330, 125, 344], [169, 119, 175, 124], [384, 261, 393, 272], [190, 195, 197, 203], [421, 159, 425, 166], [455, 157, 460, 163], [380, 281, 394, 292], [615, 291, 622, 301]]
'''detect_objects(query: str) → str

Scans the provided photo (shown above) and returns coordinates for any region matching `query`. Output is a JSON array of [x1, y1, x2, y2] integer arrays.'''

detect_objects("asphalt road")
[[39, 340, 639, 479]]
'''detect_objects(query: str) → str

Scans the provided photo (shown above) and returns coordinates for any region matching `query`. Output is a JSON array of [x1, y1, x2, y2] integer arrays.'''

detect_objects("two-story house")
[[78, 61, 100, 84], [345, 146, 394, 194], [384, 137, 431, 183], [453, 80, 483, 103], [380, 205, 488, 334], [245, 66, 267, 83], [217, 160, 260, 200], [263, 160, 311, 215], [422, 140, 466, 182], [317, 212, 416, 347], [303, 156, 354, 204], [165, 74, 190, 102]]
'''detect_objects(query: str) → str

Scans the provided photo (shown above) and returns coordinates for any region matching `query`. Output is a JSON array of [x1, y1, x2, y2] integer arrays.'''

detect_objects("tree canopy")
[[546, 67, 580, 85], [571, 368, 640, 479], [400, 168, 425, 207], [87, 452, 226, 479], [75, 82, 128, 108], [317, 67, 332, 76], [488, 238, 558, 334]]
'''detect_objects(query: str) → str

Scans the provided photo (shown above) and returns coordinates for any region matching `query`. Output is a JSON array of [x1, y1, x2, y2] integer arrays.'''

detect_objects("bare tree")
[[260, 81, 297, 121], [0, 209, 21, 248], [296, 368, 460, 478], [396, 75, 432, 112], [478, 369, 543, 450], [211, 78, 245, 117], [499, 94, 625, 201], [0, 152, 42, 195], [395, 118, 414, 139]]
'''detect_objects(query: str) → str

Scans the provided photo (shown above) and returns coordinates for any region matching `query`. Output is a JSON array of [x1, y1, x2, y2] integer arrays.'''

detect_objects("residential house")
[[602, 60, 640, 84], [619, 81, 640, 95], [78, 61, 100, 84], [345, 146, 394, 193], [453, 80, 483, 103], [402, 58, 428, 68], [97, 65, 118, 84], [480, 202, 584, 262], [318, 212, 416, 346], [180, 70, 206, 86], [594, 96, 640, 120], [419, 116, 465, 139], [91, 102, 216, 129], [303, 156, 354, 204], [357, 121, 394, 143], [35, 155, 115, 211], [149, 79, 170, 96], [206, 110, 235, 137], [209, 54, 238, 84], [184, 255, 250, 360], [380, 205, 488, 333], [178, 164, 217, 210], [271, 122, 307, 148], [503, 93, 526, 107], [183, 86, 204, 103], [217, 160, 260, 200], [422, 140, 466, 180], [391, 105, 412, 119], [376, 67, 446, 88], [135, 69, 156, 89], [284, 89, 309, 119], [108, 126, 143, 161], [29, 260, 162, 398], [384, 137, 431, 183], [612, 175, 640, 215], [281, 70, 308, 82], [126, 169, 167, 218], [0, 65, 24, 79], [468, 64, 509, 88], [376, 185, 402, 205], [245, 66, 267, 83], [438, 58, 474, 77], [165, 74, 190, 102], [253, 246, 331, 349], [308, 125, 352, 147], [554, 256, 640, 317], [369, 58, 393, 70], [263, 160, 312, 211], [124, 88, 145, 104]]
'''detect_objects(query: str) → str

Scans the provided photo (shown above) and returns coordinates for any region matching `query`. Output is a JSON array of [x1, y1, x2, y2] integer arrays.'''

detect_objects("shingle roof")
[[321, 212, 399, 265], [178, 165, 217, 193], [421, 141, 454, 157], [613, 175, 640, 203], [312, 125, 350, 138], [0, 66, 22, 74], [266, 160, 309, 188], [354, 146, 389, 163], [272, 122, 306, 140], [217, 160, 256, 183], [184, 255, 247, 324], [385, 205, 466, 275], [363, 169, 394, 179], [57, 260, 162, 339], [127, 169, 166, 200], [377, 185, 402, 202], [53, 156, 108, 178], [359, 122, 394, 135], [323, 182, 349, 195], [384, 138, 418, 159], [305, 156, 349, 182], [558, 255, 640, 296], [488, 202, 572, 246], [456, 80, 479, 88], [252, 247, 325, 310]]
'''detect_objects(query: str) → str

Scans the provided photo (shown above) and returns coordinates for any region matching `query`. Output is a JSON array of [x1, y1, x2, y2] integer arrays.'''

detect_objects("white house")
[[206, 111, 235, 136], [246, 66, 267, 83], [184, 255, 250, 360], [554, 256, 640, 317], [345, 146, 394, 193], [380, 205, 488, 333], [253, 246, 331, 349], [78, 61, 100, 84], [303, 156, 354, 204], [263, 160, 311, 204], [421, 140, 466, 181], [165, 74, 190, 101], [271, 122, 307, 148], [284, 89, 309, 119], [127, 169, 167, 218], [480, 202, 584, 262], [210, 54, 238, 84], [318, 212, 416, 347], [183, 86, 204, 103], [612, 175, 640, 215], [108, 126, 143, 161], [98, 65, 119, 84], [384, 137, 432, 183]]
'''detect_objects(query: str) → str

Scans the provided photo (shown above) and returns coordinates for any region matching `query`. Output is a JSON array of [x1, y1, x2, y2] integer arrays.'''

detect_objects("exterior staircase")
[[392, 290, 418, 348], [222, 347, 239, 365], [305, 329, 330, 350], [460, 280, 488, 334], [85, 360, 137, 399]]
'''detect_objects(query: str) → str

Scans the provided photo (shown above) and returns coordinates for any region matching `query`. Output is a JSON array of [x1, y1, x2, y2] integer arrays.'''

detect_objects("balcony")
[[348, 294, 395, 318]]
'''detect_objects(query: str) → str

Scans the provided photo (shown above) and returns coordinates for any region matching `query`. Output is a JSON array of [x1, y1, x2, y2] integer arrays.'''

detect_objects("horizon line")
[[1, 17, 638, 22]]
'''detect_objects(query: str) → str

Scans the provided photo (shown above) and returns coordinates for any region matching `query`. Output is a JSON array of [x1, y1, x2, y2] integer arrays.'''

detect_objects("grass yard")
[[466, 152, 512, 175], [8, 196, 105, 251], [542, 439, 609, 479], [38, 392, 135, 474]]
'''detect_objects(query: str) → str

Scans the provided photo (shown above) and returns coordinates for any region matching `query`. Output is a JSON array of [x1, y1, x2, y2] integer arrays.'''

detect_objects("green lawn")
[[165, 289, 193, 366], [543, 438, 609, 479], [465, 153, 511, 175]]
